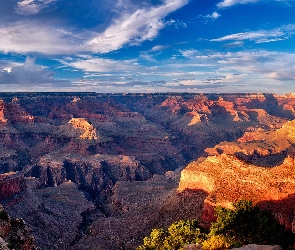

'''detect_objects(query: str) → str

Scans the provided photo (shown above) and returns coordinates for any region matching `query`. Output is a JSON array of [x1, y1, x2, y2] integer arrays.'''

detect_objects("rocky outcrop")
[[68, 118, 99, 140], [179, 119, 295, 230], [0, 173, 26, 200], [232, 245, 282, 250], [3, 181, 94, 250], [0, 205, 36, 250], [70, 175, 207, 250], [183, 244, 282, 250], [4, 102, 34, 124], [0, 101, 7, 123], [29, 153, 151, 202]]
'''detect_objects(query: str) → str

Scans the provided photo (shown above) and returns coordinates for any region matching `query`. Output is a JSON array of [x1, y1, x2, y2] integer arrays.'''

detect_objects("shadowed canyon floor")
[[0, 92, 295, 249]]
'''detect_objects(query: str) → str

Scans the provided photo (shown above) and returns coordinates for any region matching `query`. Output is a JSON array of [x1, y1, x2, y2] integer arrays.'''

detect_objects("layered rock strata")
[[0, 92, 295, 249], [0, 173, 26, 200], [179, 119, 295, 231]]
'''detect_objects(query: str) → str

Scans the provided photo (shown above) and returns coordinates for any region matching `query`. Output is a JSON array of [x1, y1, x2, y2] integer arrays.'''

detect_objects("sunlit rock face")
[[68, 118, 99, 140], [179, 119, 295, 230], [53, 117, 100, 141]]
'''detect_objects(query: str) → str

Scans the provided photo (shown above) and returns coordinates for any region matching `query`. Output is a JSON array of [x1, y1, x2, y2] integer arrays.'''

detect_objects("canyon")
[[0, 92, 295, 249]]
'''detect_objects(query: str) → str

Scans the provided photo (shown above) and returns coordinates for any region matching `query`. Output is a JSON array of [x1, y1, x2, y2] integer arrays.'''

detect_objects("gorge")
[[0, 92, 295, 249]]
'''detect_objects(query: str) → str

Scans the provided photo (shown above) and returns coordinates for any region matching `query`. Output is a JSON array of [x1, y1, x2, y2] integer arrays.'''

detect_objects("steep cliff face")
[[3, 181, 95, 250], [179, 119, 295, 230], [0, 173, 26, 200], [29, 153, 151, 203], [70, 175, 207, 250]]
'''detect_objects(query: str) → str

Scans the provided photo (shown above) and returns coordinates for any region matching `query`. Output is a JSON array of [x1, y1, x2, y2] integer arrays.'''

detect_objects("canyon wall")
[[179, 119, 295, 231], [0, 92, 295, 249]]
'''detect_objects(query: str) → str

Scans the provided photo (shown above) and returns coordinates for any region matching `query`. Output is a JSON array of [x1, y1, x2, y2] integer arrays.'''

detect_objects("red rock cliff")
[[179, 119, 295, 230]]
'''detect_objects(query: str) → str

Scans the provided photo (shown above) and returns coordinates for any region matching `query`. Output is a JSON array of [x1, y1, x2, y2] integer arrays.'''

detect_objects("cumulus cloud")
[[88, 0, 189, 53], [210, 24, 295, 43], [0, 57, 54, 84]]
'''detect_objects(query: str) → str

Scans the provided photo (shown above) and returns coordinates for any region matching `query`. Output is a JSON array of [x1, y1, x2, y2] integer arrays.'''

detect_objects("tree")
[[137, 200, 294, 250], [210, 200, 294, 249], [137, 220, 205, 250]]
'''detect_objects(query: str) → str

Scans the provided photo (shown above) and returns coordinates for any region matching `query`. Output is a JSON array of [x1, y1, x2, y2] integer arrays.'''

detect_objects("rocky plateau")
[[0, 92, 295, 249]]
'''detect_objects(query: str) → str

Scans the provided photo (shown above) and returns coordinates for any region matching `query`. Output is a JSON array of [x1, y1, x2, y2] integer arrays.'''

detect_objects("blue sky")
[[0, 0, 295, 93]]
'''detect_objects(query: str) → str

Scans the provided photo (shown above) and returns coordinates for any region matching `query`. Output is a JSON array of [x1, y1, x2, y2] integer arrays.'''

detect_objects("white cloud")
[[223, 41, 244, 48], [217, 0, 257, 8], [150, 45, 170, 52], [0, 0, 188, 55], [179, 49, 199, 58], [0, 21, 84, 54], [268, 71, 295, 80], [193, 50, 295, 81], [0, 60, 22, 71], [206, 12, 221, 20], [63, 57, 139, 73], [0, 56, 55, 84], [217, 0, 294, 8], [88, 0, 189, 53], [15, 0, 55, 15], [210, 24, 295, 43]]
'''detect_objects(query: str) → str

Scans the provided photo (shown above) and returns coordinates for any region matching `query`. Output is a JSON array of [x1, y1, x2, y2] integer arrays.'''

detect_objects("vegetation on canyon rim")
[[137, 200, 294, 250]]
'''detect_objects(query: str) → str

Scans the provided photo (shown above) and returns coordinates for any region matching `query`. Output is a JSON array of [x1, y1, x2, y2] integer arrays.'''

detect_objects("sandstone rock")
[[68, 118, 99, 140], [70, 175, 208, 250], [0, 101, 7, 123], [179, 118, 295, 231], [4, 102, 34, 124], [232, 244, 282, 250], [184, 243, 202, 249], [0, 173, 26, 200]]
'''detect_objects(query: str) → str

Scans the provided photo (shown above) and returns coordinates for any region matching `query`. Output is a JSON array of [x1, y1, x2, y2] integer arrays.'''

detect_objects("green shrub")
[[210, 200, 294, 249], [202, 235, 231, 250], [137, 220, 205, 250], [137, 200, 294, 250], [137, 228, 168, 250]]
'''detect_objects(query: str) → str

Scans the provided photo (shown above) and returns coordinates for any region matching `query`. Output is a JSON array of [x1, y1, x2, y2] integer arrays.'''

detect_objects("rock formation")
[[0, 205, 36, 250], [0, 92, 295, 249], [0, 173, 26, 200], [179, 119, 295, 231]]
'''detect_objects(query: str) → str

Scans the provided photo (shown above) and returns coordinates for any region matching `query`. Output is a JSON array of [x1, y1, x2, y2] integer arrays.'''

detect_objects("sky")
[[0, 0, 295, 93]]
